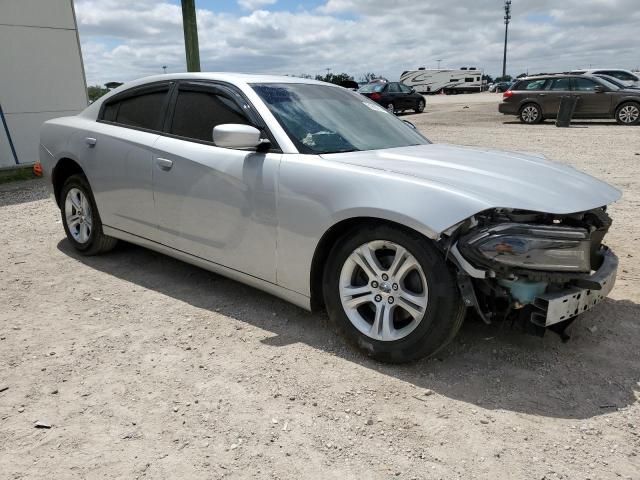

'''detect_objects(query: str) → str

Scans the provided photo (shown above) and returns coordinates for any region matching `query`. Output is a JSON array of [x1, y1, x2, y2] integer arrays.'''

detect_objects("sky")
[[74, 0, 640, 86]]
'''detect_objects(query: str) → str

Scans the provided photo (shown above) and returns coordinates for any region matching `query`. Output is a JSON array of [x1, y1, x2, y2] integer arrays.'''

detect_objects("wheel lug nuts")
[[388, 297, 394, 304], [374, 294, 382, 302], [392, 283, 398, 291], [371, 281, 378, 288], [382, 273, 389, 281]]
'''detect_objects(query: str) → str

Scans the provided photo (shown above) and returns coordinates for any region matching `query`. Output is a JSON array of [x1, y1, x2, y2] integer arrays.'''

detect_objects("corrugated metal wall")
[[0, 0, 87, 167]]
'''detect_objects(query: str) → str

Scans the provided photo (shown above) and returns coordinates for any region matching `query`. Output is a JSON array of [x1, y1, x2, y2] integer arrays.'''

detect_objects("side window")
[[516, 79, 548, 90], [388, 83, 401, 93], [548, 78, 572, 91], [111, 90, 168, 130], [608, 71, 637, 81], [170, 88, 250, 143], [464, 77, 474, 82], [399, 83, 412, 93], [573, 78, 597, 91]]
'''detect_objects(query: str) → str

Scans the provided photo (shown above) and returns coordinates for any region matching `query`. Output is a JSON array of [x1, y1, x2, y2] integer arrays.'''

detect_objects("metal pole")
[[502, 0, 511, 79], [181, 0, 201, 72]]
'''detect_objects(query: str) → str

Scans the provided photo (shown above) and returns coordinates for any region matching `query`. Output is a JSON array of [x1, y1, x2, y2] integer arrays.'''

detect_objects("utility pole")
[[437, 59, 442, 69], [162, 65, 167, 74], [502, 0, 511, 79], [181, 0, 201, 72]]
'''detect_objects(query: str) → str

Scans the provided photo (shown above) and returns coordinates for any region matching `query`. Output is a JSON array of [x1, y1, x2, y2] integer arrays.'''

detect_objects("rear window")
[[514, 79, 548, 90], [358, 84, 385, 93]]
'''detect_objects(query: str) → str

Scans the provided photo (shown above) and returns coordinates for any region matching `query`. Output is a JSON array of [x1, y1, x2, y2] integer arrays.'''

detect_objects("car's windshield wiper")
[[323, 148, 359, 154]]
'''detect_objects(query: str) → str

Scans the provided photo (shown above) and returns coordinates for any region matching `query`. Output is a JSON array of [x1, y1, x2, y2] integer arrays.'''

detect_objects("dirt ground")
[[1, 94, 639, 480]]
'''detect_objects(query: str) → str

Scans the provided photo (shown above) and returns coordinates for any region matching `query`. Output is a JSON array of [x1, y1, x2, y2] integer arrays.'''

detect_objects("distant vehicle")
[[498, 74, 640, 125], [571, 69, 640, 88], [489, 81, 511, 93], [400, 67, 484, 94], [593, 74, 640, 90], [358, 82, 425, 114]]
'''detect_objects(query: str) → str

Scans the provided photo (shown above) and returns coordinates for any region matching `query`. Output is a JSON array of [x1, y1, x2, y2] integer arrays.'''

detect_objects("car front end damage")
[[443, 207, 617, 338]]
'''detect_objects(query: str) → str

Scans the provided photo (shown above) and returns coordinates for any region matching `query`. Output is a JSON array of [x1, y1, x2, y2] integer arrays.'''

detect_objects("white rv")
[[400, 68, 484, 94]]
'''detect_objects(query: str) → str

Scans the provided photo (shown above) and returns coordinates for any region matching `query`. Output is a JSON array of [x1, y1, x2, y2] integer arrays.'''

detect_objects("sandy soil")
[[1, 97, 639, 479]]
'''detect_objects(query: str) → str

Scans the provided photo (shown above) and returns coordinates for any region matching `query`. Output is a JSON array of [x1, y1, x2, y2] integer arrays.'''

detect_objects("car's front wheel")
[[386, 102, 395, 114], [615, 102, 640, 125], [415, 99, 425, 113], [519, 103, 542, 124], [323, 224, 465, 363], [60, 174, 117, 255]]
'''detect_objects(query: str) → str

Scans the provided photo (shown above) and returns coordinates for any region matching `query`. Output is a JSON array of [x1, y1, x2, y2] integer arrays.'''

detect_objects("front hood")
[[321, 144, 621, 214]]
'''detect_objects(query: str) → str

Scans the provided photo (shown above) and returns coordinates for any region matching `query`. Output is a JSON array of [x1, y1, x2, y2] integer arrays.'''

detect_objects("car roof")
[[515, 73, 602, 81], [125, 72, 329, 87]]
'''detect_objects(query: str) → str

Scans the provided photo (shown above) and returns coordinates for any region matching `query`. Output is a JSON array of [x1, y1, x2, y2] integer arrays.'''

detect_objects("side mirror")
[[212, 124, 269, 150], [594, 85, 606, 93], [403, 120, 417, 129], [410, 88, 416, 94]]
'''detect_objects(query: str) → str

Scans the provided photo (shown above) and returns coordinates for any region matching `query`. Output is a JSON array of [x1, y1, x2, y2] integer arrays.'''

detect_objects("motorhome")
[[400, 67, 484, 94]]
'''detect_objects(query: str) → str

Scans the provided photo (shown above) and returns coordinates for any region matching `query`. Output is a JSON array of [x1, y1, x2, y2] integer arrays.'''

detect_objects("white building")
[[0, 0, 87, 168]]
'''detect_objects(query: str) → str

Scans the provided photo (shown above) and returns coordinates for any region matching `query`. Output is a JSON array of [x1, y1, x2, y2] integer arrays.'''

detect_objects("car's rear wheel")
[[61, 174, 117, 255], [615, 102, 640, 125], [415, 99, 425, 113], [323, 224, 465, 363], [386, 102, 395, 114], [519, 103, 542, 124]]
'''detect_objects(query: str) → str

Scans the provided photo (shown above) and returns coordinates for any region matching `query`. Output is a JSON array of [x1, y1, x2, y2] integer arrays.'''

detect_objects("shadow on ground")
[[58, 239, 640, 421]]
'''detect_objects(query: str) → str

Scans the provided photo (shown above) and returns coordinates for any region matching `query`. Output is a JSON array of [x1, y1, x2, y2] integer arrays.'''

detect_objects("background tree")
[[482, 74, 494, 84], [359, 72, 382, 83], [314, 72, 354, 85], [87, 85, 109, 102], [495, 75, 513, 82], [516, 73, 528, 78]]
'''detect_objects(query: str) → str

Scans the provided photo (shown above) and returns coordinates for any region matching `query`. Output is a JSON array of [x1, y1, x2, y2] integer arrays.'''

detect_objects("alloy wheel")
[[386, 103, 395, 114], [339, 240, 428, 342], [65, 188, 93, 244], [618, 104, 639, 124], [521, 105, 539, 123]]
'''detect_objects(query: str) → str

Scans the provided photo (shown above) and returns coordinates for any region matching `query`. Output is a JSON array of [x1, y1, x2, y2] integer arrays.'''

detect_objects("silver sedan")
[[39, 73, 621, 362]]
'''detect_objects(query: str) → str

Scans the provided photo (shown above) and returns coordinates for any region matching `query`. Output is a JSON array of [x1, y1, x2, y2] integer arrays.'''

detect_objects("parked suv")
[[571, 69, 640, 88], [498, 74, 640, 125]]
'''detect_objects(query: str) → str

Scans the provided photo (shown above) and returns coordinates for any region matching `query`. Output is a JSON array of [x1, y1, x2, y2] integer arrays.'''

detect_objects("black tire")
[[615, 101, 640, 125], [60, 174, 117, 255], [415, 99, 425, 113], [386, 102, 395, 114], [323, 224, 466, 363], [519, 103, 543, 124]]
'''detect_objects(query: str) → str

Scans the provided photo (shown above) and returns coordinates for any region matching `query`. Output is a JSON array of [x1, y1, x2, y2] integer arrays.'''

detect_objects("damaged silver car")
[[39, 74, 621, 363]]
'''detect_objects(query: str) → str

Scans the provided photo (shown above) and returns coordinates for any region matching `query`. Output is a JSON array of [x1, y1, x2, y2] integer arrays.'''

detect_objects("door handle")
[[156, 157, 174, 171], [539, 93, 546, 97], [85, 137, 97, 147]]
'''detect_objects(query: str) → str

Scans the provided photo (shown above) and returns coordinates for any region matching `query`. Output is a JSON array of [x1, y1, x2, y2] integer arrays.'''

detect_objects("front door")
[[572, 77, 612, 118], [152, 82, 280, 282]]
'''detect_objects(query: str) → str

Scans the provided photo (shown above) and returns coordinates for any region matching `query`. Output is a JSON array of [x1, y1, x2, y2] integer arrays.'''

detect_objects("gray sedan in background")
[[40, 74, 621, 362]]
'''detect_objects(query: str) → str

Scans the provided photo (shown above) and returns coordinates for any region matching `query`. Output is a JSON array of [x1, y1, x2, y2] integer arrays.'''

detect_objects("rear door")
[[572, 77, 612, 117], [513, 78, 549, 110], [542, 77, 572, 117], [151, 81, 280, 282], [386, 83, 405, 109], [79, 82, 172, 239]]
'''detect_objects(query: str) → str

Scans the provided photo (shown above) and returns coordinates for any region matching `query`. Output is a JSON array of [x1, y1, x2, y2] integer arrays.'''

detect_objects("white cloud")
[[237, 0, 277, 11], [74, 0, 640, 86]]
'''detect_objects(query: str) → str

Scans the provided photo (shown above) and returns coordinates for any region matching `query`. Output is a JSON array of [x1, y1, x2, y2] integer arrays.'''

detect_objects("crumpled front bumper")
[[530, 249, 618, 327]]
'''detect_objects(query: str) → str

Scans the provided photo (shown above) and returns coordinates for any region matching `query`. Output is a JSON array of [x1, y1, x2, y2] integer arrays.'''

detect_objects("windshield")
[[357, 83, 385, 93], [251, 83, 429, 155]]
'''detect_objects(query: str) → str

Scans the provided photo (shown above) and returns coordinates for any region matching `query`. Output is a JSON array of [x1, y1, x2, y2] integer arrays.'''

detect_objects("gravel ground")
[[1, 95, 639, 479]]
